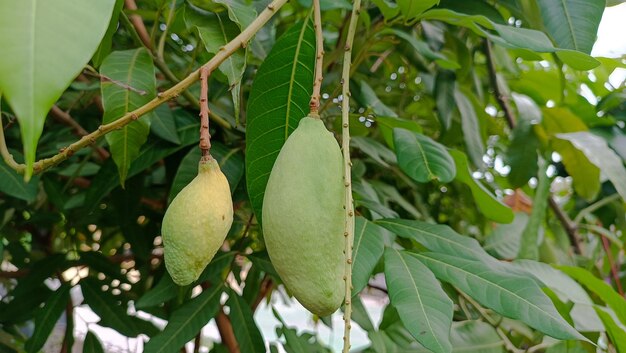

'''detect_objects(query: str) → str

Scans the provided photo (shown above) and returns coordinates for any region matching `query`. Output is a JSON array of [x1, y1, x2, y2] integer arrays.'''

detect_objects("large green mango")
[[162, 158, 233, 286], [262, 116, 345, 316]]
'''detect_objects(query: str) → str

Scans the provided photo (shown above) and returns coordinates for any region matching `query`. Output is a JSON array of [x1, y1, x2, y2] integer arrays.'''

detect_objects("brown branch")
[[59, 296, 74, 353], [199, 66, 212, 158], [483, 39, 583, 255], [216, 307, 240, 353], [251, 276, 273, 312], [194, 332, 202, 353], [484, 40, 516, 128], [124, 0, 153, 49], [601, 234, 624, 296], [50, 106, 110, 160]]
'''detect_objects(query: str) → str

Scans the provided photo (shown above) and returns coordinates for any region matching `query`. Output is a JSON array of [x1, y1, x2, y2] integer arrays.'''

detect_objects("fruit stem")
[[340, 1, 361, 352], [308, 0, 324, 118], [199, 66, 212, 158]]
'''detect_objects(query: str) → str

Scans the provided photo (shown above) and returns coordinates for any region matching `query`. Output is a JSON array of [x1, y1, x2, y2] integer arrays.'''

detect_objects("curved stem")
[[340, 1, 361, 352], [157, 0, 177, 61], [2, 0, 288, 175], [309, 0, 324, 116]]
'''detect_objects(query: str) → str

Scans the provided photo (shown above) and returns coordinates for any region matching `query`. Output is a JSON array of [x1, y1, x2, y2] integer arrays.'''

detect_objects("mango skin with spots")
[[162, 158, 233, 286], [263, 117, 345, 316]]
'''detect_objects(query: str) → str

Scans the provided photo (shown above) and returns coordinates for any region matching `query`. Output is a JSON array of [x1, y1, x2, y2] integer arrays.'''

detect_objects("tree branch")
[[124, 0, 153, 49], [483, 39, 583, 255], [216, 307, 240, 353], [1, 0, 288, 176], [340, 1, 361, 353]]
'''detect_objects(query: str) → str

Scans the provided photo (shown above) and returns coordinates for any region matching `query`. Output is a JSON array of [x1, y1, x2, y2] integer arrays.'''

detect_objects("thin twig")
[[124, 0, 153, 49], [199, 66, 212, 158], [600, 233, 624, 296], [309, 0, 324, 116], [216, 307, 240, 353], [483, 39, 583, 255], [340, 1, 361, 352], [0, 0, 288, 176], [457, 289, 523, 353], [50, 106, 110, 160], [573, 193, 621, 225]]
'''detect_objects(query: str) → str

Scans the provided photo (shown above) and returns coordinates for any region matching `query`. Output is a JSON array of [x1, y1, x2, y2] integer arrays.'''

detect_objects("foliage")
[[1, 0, 626, 352]]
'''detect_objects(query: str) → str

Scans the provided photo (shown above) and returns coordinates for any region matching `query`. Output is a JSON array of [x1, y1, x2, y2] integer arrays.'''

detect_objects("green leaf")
[[382, 29, 459, 70], [144, 284, 223, 353], [214, 0, 256, 29], [397, 0, 439, 21], [227, 291, 265, 353], [79, 251, 124, 281], [450, 321, 503, 353], [376, 116, 422, 149], [376, 218, 493, 264], [449, 149, 513, 223], [453, 89, 484, 167], [0, 153, 39, 202], [185, 5, 245, 120], [92, 0, 125, 68], [542, 108, 599, 200], [556, 131, 626, 202], [358, 81, 398, 117], [351, 136, 397, 167], [372, 0, 400, 19], [558, 266, 626, 326], [245, 18, 315, 221], [24, 284, 71, 353], [351, 295, 375, 332], [0, 0, 116, 178], [83, 110, 198, 212], [81, 278, 139, 337], [168, 143, 244, 202], [384, 248, 453, 353], [414, 252, 583, 341], [505, 94, 540, 188], [352, 217, 385, 296], [100, 48, 156, 186], [150, 105, 180, 144], [518, 159, 550, 260], [536, 0, 604, 54], [418, 9, 599, 70], [83, 331, 105, 353], [593, 306, 626, 351], [135, 273, 178, 310], [393, 128, 456, 183], [434, 71, 457, 130], [484, 213, 528, 260]]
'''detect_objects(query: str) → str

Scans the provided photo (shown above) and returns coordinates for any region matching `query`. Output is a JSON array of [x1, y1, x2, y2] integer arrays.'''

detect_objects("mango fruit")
[[262, 116, 345, 316], [162, 157, 233, 286]]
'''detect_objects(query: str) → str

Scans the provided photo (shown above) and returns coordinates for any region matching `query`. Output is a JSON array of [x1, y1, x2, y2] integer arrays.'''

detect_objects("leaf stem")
[[309, 0, 324, 117], [199, 66, 212, 158], [340, 1, 361, 352], [2, 0, 289, 175]]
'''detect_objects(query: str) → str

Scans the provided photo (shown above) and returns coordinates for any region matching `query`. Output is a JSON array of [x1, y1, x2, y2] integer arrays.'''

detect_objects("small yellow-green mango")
[[162, 158, 233, 286], [262, 116, 345, 316]]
